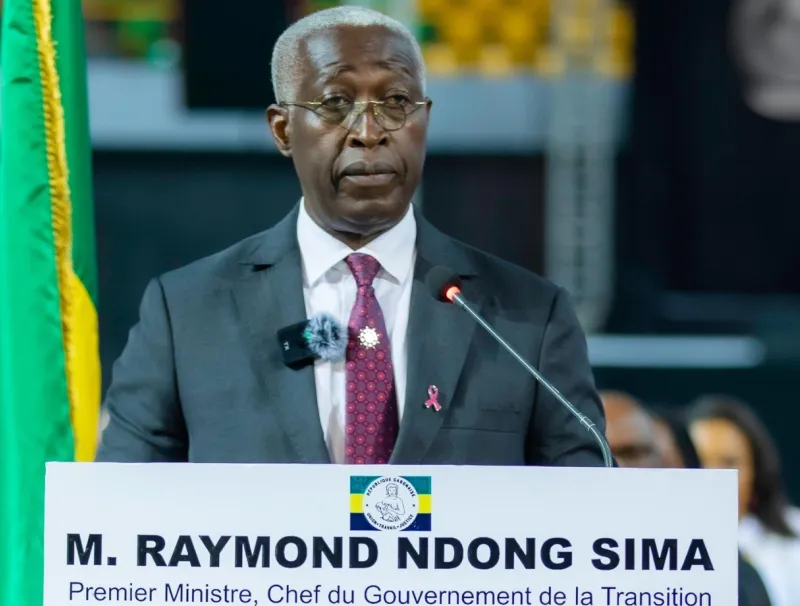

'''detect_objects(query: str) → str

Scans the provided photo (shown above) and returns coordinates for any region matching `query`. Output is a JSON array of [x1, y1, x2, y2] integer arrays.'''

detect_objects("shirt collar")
[[296, 198, 417, 286]]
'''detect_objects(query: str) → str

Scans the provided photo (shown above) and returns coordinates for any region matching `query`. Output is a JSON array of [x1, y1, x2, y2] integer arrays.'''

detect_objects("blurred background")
[[2, 0, 798, 494]]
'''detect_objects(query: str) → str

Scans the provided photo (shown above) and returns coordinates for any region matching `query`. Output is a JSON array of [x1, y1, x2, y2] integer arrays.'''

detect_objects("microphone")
[[425, 266, 614, 468], [277, 312, 347, 368]]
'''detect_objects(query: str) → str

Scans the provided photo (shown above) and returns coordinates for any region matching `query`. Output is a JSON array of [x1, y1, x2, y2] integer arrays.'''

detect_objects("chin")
[[336, 192, 408, 228]]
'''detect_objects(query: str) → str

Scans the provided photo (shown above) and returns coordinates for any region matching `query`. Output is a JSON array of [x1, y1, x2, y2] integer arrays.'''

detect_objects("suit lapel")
[[231, 209, 330, 463], [231, 207, 482, 465], [391, 220, 483, 464]]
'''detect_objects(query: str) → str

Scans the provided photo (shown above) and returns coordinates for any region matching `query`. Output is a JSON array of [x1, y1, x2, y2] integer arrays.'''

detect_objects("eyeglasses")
[[279, 95, 429, 132]]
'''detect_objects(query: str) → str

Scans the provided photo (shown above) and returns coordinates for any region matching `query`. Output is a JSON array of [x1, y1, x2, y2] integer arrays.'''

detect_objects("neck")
[[303, 198, 407, 250], [334, 230, 384, 250]]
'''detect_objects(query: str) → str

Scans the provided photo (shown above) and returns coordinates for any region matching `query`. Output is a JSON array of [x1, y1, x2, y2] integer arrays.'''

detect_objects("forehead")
[[691, 418, 748, 450], [605, 403, 653, 444], [653, 419, 676, 447], [298, 25, 421, 90]]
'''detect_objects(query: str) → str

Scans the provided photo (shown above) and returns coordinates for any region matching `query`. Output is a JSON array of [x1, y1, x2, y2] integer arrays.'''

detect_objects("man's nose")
[[346, 104, 389, 148]]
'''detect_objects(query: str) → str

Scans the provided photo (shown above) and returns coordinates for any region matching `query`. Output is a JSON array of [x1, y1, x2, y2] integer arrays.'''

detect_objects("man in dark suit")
[[96, 6, 607, 466]]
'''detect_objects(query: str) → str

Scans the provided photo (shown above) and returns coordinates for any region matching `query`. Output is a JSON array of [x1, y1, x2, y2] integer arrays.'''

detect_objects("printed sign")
[[44, 464, 738, 605]]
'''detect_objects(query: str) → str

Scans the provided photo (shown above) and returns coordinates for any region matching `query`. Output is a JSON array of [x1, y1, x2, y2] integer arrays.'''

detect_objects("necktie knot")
[[346, 253, 381, 288]]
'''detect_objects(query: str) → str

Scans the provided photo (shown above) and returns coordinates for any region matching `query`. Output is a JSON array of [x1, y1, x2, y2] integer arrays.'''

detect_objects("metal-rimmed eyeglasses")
[[279, 95, 429, 132]]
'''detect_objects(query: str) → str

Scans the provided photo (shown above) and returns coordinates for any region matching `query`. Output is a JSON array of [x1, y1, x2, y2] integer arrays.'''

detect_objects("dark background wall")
[[631, 0, 800, 295]]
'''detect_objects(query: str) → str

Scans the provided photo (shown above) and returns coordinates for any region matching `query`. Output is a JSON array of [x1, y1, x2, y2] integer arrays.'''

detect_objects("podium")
[[44, 464, 739, 605]]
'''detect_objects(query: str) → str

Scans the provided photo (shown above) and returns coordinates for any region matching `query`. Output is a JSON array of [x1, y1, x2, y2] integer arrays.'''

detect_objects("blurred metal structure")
[[380, 0, 418, 33], [336, 0, 418, 31], [544, 0, 630, 333]]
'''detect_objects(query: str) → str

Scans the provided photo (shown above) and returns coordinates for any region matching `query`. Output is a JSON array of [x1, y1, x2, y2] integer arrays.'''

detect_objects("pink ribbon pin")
[[424, 385, 441, 411]]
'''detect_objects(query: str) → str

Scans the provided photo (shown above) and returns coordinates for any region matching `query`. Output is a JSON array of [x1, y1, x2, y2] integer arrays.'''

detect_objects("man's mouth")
[[339, 161, 397, 186]]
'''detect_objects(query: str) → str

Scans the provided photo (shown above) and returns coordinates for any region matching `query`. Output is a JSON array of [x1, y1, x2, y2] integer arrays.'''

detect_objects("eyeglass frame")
[[277, 97, 430, 132]]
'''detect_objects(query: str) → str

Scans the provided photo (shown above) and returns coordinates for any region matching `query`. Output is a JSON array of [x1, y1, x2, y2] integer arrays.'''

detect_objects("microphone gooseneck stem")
[[452, 292, 615, 468]]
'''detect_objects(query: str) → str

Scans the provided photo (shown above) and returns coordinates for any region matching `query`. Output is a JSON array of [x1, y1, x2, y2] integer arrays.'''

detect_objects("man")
[[651, 414, 688, 468], [600, 392, 772, 606], [649, 405, 702, 468], [599, 391, 661, 467], [96, 7, 606, 466]]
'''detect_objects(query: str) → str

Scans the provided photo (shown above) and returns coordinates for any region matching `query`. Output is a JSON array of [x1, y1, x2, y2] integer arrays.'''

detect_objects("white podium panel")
[[45, 464, 738, 605]]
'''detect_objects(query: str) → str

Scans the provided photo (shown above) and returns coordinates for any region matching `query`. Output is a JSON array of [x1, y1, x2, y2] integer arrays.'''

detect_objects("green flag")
[[0, 0, 100, 603]]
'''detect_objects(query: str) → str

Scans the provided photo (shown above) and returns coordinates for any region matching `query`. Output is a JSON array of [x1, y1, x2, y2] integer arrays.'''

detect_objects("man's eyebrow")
[[317, 62, 355, 80], [375, 59, 414, 78], [316, 59, 415, 82]]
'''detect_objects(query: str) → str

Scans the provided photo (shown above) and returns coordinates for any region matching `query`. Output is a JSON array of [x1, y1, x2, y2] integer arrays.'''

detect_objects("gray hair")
[[270, 6, 427, 103]]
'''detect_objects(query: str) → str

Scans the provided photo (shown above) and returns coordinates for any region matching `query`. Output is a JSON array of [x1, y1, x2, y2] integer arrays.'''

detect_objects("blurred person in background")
[[599, 391, 661, 467], [689, 395, 800, 606], [648, 405, 702, 468], [601, 391, 772, 605], [652, 405, 772, 606]]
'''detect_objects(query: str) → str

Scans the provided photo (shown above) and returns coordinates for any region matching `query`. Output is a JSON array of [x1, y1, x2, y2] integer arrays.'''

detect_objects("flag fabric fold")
[[0, 0, 99, 604]]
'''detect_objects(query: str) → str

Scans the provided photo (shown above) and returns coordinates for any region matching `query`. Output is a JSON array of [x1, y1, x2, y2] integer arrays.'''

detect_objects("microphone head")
[[425, 266, 462, 302], [305, 312, 347, 362]]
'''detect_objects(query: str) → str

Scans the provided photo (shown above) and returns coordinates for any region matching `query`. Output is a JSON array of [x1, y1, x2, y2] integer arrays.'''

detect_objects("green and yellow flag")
[[0, 0, 100, 604]]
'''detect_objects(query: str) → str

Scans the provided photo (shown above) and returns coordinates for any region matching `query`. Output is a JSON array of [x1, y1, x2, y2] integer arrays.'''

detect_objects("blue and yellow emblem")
[[350, 475, 431, 531]]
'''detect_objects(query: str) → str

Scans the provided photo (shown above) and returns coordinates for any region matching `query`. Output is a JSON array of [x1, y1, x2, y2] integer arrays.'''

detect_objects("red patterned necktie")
[[344, 253, 399, 465]]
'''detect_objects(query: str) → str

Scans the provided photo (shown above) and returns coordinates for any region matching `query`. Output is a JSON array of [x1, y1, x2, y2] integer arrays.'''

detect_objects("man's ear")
[[267, 104, 292, 157]]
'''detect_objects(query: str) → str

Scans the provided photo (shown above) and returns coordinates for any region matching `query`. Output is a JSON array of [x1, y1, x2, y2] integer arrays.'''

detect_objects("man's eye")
[[320, 96, 350, 109], [385, 94, 411, 107]]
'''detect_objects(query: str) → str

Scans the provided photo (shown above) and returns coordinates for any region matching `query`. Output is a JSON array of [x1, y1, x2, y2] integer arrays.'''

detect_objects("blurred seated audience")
[[649, 405, 701, 468], [600, 391, 772, 606], [652, 405, 772, 606], [689, 395, 800, 606], [598, 390, 661, 467]]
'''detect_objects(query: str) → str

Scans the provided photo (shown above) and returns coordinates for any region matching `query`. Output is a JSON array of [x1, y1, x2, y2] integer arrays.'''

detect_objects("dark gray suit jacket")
[[739, 553, 773, 606], [97, 206, 607, 465]]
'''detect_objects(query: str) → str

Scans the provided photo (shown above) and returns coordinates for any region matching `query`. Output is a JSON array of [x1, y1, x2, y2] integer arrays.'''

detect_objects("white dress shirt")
[[296, 200, 416, 463]]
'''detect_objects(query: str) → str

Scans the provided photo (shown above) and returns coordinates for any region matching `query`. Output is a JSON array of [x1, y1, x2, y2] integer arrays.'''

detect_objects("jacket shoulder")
[[157, 230, 268, 296]]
